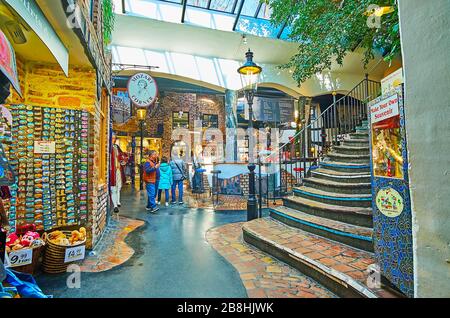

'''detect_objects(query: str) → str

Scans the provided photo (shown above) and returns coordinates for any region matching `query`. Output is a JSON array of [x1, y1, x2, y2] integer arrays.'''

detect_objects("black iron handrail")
[[260, 76, 381, 198]]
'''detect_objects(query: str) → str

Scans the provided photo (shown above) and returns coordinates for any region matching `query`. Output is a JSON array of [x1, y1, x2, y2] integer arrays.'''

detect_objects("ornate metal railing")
[[260, 76, 381, 202]]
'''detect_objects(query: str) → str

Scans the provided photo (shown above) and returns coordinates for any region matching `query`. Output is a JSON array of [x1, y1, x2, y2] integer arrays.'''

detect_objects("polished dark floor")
[[35, 186, 249, 298]]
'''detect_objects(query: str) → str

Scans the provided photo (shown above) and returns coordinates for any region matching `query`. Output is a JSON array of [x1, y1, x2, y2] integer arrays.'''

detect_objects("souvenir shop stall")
[[0, 0, 108, 294], [0, 30, 50, 298], [368, 82, 414, 298]]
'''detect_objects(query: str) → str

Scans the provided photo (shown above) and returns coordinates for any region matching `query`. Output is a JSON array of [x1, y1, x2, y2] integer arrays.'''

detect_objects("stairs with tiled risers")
[[242, 122, 403, 298]]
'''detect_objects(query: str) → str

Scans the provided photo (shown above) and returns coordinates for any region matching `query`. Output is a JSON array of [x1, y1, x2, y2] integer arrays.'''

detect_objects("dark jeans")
[[146, 183, 156, 209], [171, 180, 184, 203], [158, 189, 170, 203]]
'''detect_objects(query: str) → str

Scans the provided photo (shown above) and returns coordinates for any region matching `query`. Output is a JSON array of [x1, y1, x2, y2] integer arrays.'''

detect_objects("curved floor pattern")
[[80, 217, 145, 273], [206, 223, 337, 298], [35, 187, 248, 298]]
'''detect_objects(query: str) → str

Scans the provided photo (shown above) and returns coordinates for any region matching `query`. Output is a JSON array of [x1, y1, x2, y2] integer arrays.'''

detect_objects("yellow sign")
[[376, 188, 404, 218], [34, 141, 55, 154]]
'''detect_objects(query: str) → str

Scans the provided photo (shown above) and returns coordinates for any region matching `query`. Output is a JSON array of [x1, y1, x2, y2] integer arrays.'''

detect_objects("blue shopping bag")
[[4, 268, 51, 298]]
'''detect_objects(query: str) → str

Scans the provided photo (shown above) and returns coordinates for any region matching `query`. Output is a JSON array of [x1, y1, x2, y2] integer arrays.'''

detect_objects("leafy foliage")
[[266, 0, 400, 85], [103, 0, 115, 46]]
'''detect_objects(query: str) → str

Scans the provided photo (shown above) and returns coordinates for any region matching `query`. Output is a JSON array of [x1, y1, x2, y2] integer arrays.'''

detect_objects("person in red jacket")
[[143, 150, 160, 213]]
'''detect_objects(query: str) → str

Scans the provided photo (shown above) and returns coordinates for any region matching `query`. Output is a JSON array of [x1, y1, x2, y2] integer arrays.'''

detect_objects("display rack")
[[5, 105, 89, 232]]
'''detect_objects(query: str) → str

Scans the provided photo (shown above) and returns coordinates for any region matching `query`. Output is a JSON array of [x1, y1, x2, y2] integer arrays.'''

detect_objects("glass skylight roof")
[[126, 0, 291, 40]]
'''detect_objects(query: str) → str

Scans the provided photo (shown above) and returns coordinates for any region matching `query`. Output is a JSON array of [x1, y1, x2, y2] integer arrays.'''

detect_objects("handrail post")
[[332, 91, 337, 144], [365, 74, 369, 118]]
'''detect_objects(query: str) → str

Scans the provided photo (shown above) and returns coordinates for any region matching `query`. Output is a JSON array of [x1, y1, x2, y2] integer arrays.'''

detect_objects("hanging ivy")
[[265, 0, 401, 85], [103, 0, 115, 47]]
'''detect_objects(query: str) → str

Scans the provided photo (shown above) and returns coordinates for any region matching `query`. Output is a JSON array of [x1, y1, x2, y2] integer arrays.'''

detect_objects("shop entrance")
[[115, 135, 162, 184]]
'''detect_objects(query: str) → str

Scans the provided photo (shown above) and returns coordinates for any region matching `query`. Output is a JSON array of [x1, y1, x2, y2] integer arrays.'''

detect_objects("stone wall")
[[145, 92, 225, 159], [7, 61, 96, 112], [87, 103, 109, 249]]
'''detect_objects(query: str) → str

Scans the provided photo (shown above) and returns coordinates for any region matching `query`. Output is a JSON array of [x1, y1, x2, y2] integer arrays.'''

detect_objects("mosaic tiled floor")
[[206, 222, 337, 298], [79, 216, 145, 273], [243, 218, 400, 298]]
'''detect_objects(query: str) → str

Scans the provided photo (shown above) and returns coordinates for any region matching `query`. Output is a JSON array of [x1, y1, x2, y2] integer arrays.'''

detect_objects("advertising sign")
[[112, 89, 132, 124], [34, 141, 56, 154], [8, 248, 33, 267], [240, 97, 294, 123], [370, 94, 399, 124], [4, 0, 69, 76], [0, 30, 21, 96], [64, 245, 86, 263], [127, 73, 158, 107], [376, 187, 404, 218], [381, 68, 403, 95]]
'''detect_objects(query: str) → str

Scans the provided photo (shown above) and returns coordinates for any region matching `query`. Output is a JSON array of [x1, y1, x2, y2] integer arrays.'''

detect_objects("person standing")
[[155, 156, 161, 205], [110, 133, 126, 214], [170, 151, 187, 205], [143, 150, 160, 213], [157, 157, 172, 206]]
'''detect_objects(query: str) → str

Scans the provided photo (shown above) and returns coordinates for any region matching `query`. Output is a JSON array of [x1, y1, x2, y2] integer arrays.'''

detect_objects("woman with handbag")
[[170, 151, 187, 205]]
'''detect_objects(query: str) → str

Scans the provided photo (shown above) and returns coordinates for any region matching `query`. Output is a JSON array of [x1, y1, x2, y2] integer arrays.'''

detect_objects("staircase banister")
[[265, 78, 380, 161]]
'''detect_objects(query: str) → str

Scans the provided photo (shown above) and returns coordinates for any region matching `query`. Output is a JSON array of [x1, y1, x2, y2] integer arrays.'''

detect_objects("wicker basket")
[[7, 243, 46, 275], [42, 231, 86, 274]]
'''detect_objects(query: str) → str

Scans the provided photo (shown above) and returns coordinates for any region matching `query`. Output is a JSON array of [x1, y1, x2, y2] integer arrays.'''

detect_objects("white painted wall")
[[398, 0, 450, 297]]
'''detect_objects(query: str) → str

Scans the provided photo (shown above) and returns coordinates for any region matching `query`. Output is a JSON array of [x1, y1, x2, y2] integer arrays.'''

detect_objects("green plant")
[[103, 0, 115, 46], [266, 0, 400, 85]]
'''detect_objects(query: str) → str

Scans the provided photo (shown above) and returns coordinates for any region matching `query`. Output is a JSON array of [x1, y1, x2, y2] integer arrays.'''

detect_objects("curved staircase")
[[242, 121, 403, 298]]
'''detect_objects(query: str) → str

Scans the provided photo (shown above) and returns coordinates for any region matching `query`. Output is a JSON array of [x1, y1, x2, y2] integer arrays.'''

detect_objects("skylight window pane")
[[236, 15, 278, 38], [241, 0, 260, 17], [162, 0, 183, 3], [210, 0, 237, 12], [280, 25, 292, 40], [187, 0, 208, 8], [257, 3, 272, 19]]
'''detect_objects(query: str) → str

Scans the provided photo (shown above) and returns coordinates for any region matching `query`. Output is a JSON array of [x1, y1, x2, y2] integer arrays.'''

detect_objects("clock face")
[[127, 73, 158, 107]]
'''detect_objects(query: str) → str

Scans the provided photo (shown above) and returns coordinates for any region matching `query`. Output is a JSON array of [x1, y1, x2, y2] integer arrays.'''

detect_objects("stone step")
[[356, 128, 369, 134], [311, 168, 371, 185], [342, 138, 370, 147], [283, 195, 373, 227], [349, 132, 369, 140], [333, 145, 370, 156], [319, 161, 370, 174], [327, 152, 370, 164], [293, 186, 372, 208], [243, 218, 401, 298], [304, 176, 371, 195], [269, 206, 373, 252]]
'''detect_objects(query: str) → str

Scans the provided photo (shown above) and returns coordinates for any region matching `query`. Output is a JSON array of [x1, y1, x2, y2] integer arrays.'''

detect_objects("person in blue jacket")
[[157, 157, 172, 206]]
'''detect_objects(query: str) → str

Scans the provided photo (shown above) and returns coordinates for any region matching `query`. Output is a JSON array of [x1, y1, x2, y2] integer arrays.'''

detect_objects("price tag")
[[64, 245, 85, 263], [8, 249, 33, 267]]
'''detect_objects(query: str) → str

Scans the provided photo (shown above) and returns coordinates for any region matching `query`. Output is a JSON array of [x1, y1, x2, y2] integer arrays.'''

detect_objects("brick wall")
[[7, 61, 96, 112], [145, 92, 225, 159]]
